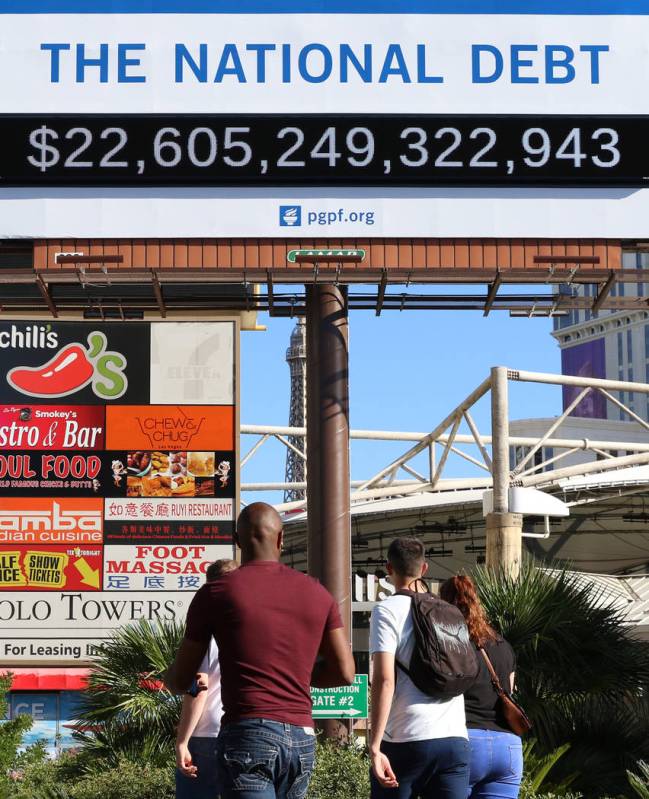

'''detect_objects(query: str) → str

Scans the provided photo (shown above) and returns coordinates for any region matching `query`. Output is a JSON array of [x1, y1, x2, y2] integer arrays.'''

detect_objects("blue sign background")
[[0, 1, 648, 14]]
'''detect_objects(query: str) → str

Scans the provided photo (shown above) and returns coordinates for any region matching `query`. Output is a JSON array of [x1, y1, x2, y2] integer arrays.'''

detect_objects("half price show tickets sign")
[[0, 320, 237, 665]]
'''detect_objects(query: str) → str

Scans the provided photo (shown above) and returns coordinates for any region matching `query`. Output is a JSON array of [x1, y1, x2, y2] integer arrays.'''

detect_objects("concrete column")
[[305, 284, 352, 740], [486, 366, 521, 577], [490, 366, 510, 515], [485, 512, 523, 579]]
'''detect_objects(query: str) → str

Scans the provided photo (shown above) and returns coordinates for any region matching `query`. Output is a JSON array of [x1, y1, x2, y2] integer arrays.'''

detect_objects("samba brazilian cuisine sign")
[[0, 320, 237, 664]]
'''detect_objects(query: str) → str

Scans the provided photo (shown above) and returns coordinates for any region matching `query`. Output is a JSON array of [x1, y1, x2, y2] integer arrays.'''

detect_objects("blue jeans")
[[468, 729, 523, 799], [370, 737, 470, 799], [217, 719, 316, 799], [176, 736, 221, 799]]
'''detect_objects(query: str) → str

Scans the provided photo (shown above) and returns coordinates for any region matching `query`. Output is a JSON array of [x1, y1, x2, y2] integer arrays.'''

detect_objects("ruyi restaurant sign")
[[0, 320, 238, 665]]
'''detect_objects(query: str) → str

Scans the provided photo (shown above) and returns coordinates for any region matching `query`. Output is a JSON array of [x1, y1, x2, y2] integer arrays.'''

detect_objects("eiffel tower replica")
[[284, 319, 307, 502]]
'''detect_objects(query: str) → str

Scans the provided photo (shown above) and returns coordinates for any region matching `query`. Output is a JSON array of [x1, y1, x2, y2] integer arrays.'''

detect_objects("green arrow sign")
[[286, 249, 366, 263], [311, 674, 368, 720]]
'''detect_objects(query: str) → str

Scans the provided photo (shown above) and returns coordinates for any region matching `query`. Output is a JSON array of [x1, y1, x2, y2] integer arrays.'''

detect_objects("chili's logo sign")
[[6, 332, 128, 400]]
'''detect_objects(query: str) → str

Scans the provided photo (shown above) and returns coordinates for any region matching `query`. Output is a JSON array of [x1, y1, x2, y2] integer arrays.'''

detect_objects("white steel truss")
[[241, 367, 649, 513]]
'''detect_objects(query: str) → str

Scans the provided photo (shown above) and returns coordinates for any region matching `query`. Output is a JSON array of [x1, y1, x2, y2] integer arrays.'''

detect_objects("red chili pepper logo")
[[7, 332, 128, 400], [8, 344, 94, 398]]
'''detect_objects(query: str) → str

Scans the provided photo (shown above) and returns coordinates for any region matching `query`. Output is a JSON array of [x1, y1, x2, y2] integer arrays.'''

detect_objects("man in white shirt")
[[369, 538, 470, 799], [175, 559, 237, 799]]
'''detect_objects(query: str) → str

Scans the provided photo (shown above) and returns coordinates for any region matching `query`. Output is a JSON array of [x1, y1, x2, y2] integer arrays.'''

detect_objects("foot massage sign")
[[0, 320, 238, 665]]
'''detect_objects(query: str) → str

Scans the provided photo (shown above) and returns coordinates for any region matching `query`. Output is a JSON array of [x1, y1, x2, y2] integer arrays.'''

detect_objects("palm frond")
[[73, 618, 186, 765]]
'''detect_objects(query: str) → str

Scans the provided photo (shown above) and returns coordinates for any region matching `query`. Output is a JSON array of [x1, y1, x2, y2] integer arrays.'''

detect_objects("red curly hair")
[[439, 575, 499, 648]]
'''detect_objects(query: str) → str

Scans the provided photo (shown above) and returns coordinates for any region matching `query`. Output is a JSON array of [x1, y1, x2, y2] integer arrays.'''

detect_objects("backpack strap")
[[393, 585, 429, 679]]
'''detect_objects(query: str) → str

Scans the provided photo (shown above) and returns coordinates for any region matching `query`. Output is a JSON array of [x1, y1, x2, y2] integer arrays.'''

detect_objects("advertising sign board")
[[311, 674, 369, 719], [105, 406, 234, 451], [0, 451, 113, 497], [103, 544, 233, 591], [0, 320, 238, 664], [0, 591, 190, 663], [561, 339, 607, 419], [2, 1, 649, 236]]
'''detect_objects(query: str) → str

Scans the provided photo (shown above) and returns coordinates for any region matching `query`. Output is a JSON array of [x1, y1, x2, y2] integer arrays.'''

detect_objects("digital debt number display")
[[3, 114, 648, 187]]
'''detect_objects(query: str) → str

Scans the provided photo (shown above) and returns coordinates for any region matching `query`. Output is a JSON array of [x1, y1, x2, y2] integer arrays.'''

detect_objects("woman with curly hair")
[[439, 575, 523, 799]]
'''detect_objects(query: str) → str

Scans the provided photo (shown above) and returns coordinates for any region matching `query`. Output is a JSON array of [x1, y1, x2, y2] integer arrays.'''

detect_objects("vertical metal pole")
[[486, 366, 522, 577], [491, 366, 510, 515], [306, 284, 352, 739]]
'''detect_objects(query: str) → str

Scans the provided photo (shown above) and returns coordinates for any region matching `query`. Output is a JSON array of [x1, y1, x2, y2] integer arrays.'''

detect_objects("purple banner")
[[561, 339, 606, 418]]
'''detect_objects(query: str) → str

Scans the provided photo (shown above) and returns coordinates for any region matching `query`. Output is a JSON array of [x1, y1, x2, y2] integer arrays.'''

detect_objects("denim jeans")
[[175, 736, 221, 799], [217, 719, 316, 799], [370, 737, 470, 799], [468, 729, 524, 799]]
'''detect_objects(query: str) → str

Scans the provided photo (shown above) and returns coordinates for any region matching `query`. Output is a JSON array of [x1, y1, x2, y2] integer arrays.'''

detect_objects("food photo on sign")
[[124, 449, 234, 498]]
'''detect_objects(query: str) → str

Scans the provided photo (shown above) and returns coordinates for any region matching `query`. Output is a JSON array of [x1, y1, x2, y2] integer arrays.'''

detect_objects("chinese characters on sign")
[[0, 321, 237, 663]]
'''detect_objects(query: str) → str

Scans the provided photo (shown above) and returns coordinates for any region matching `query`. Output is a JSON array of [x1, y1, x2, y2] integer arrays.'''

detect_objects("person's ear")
[[387, 563, 394, 576], [278, 528, 284, 552], [421, 562, 429, 577], [233, 530, 240, 550]]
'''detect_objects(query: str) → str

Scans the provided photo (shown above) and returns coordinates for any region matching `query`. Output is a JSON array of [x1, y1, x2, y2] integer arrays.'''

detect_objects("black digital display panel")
[[1, 114, 647, 187]]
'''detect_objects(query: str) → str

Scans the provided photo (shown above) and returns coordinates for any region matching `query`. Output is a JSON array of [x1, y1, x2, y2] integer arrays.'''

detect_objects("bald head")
[[236, 502, 283, 562]]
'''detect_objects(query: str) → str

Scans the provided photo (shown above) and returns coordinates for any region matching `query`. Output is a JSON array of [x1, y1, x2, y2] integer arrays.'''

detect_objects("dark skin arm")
[[163, 637, 209, 695], [311, 627, 356, 688]]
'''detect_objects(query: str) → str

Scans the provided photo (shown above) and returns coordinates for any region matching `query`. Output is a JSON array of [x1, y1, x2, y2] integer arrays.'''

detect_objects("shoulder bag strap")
[[478, 646, 508, 699]]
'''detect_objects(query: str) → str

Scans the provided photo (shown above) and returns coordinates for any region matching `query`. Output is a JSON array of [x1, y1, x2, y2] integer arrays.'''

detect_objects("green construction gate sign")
[[311, 674, 368, 719]]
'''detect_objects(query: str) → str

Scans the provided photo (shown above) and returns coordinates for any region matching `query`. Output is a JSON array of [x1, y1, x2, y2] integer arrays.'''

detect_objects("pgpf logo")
[[279, 206, 301, 227]]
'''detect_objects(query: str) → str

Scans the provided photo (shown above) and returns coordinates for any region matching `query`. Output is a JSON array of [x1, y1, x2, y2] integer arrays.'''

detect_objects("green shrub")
[[0, 672, 50, 799], [11, 756, 174, 799], [307, 738, 370, 799]]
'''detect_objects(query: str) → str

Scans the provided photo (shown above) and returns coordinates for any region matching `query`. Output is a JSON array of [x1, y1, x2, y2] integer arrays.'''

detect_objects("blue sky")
[[240, 304, 563, 503]]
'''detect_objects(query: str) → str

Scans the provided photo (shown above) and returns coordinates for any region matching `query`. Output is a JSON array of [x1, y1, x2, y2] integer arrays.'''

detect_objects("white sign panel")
[[0, 591, 190, 664], [0, 3, 639, 114], [2, 187, 649, 239], [150, 323, 235, 405], [103, 544, 233, 591], [105, 498, 234, 523]]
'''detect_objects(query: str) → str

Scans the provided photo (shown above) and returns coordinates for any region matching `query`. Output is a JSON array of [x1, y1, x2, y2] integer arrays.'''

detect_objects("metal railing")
[[241, 367, 649, 512]]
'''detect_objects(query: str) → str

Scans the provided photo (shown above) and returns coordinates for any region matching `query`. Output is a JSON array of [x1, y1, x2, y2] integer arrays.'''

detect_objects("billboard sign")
[[561, 338, 607, 418], [0, 320, 237, 664], [2, 1, 649, 236]]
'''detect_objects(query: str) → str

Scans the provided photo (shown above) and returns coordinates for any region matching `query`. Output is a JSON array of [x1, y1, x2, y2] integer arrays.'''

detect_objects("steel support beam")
[[305, 284, 352, 741]]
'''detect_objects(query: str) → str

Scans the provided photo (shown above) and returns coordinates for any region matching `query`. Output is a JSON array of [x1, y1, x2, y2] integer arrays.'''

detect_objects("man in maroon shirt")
[[165, 502, 355, 799]]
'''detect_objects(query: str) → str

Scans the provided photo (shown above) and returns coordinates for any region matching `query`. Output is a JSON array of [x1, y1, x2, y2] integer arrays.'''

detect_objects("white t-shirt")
[[191, 638, 223, 738], [369, 594, 467, 743]]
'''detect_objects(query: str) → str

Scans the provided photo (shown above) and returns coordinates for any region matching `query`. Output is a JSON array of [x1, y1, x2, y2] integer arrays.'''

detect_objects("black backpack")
[[395, 588, 479, 699]]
